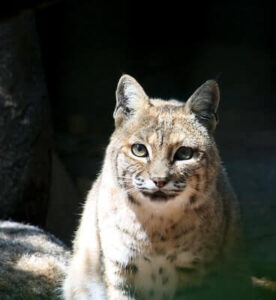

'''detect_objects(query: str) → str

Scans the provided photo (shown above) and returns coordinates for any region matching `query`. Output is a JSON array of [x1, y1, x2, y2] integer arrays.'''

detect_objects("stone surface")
[[0, 11, 52, 226], [46, 152, 81, 246], [0, 220, 70, 299]]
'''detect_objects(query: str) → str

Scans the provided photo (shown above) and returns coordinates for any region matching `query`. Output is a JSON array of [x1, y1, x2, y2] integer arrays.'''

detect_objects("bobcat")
[[63, 75, 251, 299]]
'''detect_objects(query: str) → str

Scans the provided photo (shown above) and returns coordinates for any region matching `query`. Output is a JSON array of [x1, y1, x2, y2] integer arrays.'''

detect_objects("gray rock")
[[0, 11, 52, 225], [0, 220, 71, 299]]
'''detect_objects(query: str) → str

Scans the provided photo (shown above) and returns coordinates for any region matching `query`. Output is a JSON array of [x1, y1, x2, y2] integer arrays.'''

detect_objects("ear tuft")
[[185, 80, 220, 131], [114, 75, 148, 126]]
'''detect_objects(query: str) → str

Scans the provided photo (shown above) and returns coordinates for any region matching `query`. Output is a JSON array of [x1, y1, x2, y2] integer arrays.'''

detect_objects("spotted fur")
[[63, 75, 247, 299]]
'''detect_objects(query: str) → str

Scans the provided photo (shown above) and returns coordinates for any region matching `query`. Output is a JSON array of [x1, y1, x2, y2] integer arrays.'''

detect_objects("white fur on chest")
[[98, 176, 215, 298], [134, 255, 178, 300]]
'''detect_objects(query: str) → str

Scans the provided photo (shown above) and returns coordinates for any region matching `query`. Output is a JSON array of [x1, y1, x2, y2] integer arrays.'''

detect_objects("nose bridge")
[[150, 156, 169, 179]]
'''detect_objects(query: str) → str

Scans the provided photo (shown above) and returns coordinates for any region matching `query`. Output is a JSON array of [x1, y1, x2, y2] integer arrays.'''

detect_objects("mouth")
[[141, 190, 177, 201]]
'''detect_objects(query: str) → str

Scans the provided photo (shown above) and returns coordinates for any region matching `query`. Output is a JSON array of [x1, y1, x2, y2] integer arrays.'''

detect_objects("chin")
[[140, 190, 179, 202]]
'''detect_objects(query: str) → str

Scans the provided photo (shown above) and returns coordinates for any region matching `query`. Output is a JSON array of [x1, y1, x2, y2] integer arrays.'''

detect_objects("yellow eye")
[[174, 147, 194, 161], [131, 144, 148, 157]]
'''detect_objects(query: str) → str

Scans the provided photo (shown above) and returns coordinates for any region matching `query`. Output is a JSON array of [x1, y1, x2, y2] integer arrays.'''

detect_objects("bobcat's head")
[[110, 75, 220, 206]]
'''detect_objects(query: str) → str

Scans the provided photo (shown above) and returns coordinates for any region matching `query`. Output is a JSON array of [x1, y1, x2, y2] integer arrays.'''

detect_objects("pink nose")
[[152, 178, 167, 188]]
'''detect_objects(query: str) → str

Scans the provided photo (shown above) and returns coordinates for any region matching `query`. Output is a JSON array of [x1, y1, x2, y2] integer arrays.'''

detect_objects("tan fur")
[[63, 75, 247, 299]]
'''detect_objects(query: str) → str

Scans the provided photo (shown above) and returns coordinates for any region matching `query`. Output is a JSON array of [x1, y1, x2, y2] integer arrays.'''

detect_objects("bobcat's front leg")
[[106, 286, 135, 300], [63, 251, 106, 300], [104, 259, 136, 300]]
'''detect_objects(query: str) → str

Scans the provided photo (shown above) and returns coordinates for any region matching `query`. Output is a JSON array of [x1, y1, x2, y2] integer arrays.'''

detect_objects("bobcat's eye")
[[131, 144, 148, 157], [174, 147, 194, 161]]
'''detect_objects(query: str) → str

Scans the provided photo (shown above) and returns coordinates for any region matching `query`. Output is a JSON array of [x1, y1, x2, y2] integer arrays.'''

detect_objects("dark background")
[[1, 0, 275, 288], [37, 0, 276, 281], [37, 0, 275, 191]]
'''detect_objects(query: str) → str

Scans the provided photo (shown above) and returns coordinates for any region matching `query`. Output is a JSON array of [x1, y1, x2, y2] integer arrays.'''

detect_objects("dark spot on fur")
[[204, 179, 210, 192], [171, 223, 176, 230], [173, 227, 194, 240], [203, 163, 210, 191], [159, 267, 164, 274], [167, 253, 177, 262], [190, 194, 197, 204], [176, 266, 196, 274], [112, 282, 129, 292], [155, 247, 166, 255], [160, 235, 167, 242], [162, 276, 169, 285], [194, 173, 200, 191], [192, 259, 200, 265], [125, 264, 138, 274], [111, 260, 121, 267], [178, 176, 186, 184], [116, 224, 131, 236], [127, 244, 137, 252], [128, 195, 141, 206], [194, 204, 210, 220], [171, 189, 182, 193], [174, 233, 182, 240], [152, 232, 161, 240], [143, 256, 151, 262]]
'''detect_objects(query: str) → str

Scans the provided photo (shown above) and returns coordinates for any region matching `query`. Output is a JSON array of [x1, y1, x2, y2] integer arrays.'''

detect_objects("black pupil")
[[136, 144, 144, 152]]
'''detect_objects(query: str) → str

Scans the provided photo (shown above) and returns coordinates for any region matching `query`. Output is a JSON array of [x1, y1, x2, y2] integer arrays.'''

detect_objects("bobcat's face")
[[114, 104, 217, 203], [111, 75, 219, 204]]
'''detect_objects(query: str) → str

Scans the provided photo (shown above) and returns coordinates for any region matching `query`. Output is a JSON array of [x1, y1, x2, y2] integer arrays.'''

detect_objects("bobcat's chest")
[[132, 255, 177, 299], [130, 250, 205, 300]]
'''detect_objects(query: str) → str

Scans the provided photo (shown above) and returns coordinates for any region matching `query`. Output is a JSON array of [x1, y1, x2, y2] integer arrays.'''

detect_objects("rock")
[[0, 220, 71, 299], [0, 11, 52, 226], [46, 152, 81, 246]]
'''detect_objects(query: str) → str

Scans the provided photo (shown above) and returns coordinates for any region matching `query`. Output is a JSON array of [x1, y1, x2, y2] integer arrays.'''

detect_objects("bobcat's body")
[[63, 75, 246, 299]]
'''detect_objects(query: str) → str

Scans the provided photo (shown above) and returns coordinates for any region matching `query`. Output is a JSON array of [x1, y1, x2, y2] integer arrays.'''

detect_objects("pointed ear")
[[185, 80, 220, 132], [114, 75, 148, 126]]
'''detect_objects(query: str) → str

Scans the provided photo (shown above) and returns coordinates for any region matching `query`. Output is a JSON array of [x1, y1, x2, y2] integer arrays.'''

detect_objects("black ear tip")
[[204, 79, 220, 99]]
